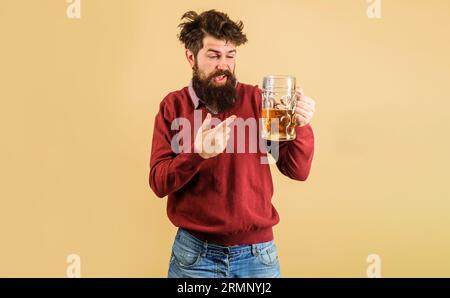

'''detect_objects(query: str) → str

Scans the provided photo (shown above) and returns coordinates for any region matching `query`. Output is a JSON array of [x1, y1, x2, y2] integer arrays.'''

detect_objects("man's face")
[[188, 35, 238, 113], [194, 35, 236, 84]]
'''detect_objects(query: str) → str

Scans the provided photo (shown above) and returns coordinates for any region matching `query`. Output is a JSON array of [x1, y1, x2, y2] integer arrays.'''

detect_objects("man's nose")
[[217, 59, 230, 71], [217, 64, 229, 71]]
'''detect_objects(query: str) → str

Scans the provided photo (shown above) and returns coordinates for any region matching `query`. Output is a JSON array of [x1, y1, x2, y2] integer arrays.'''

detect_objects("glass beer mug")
[[261, 75, 297, 141]]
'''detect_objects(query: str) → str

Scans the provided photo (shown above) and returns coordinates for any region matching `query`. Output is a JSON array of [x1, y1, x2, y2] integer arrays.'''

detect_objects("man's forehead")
[[202, 36, 236, 52]]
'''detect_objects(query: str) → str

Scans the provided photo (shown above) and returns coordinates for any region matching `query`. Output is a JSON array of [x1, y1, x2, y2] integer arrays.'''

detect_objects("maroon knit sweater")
[[149, 82, 314, 245]]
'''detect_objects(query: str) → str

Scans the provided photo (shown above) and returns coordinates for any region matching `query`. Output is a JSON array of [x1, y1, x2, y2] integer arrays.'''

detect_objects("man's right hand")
[[194, 113, 237, 159]]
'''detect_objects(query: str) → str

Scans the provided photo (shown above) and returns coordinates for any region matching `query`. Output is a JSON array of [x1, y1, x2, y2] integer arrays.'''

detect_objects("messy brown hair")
[[177, 10, 248, 58]]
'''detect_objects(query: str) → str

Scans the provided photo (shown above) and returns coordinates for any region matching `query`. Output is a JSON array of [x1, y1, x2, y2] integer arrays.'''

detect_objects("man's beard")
[[192, 66, 237, 114]]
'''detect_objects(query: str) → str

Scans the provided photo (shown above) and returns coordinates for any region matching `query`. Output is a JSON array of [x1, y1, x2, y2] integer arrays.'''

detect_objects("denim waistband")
[[175, 228, 274, 256]]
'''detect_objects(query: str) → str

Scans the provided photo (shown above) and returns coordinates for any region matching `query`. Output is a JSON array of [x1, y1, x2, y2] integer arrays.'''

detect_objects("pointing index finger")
[[211, 115, 237, 131]]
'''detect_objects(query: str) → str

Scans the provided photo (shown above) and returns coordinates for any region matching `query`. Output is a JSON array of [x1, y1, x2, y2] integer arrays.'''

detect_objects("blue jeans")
[[168, 228, 281, 278]]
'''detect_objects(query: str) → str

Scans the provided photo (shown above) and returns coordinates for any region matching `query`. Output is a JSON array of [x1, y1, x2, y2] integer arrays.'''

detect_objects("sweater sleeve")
[[273, 124, 315, 181], [148, 101, 205, 198]]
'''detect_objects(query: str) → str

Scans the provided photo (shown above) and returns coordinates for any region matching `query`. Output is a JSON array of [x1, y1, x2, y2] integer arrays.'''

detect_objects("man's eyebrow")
[[206, 49, 237, 54]]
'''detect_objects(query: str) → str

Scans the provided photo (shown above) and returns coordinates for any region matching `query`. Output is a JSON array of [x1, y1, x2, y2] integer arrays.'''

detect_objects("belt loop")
[[201, 241, 208, 257], [251, 244, 259, 256]]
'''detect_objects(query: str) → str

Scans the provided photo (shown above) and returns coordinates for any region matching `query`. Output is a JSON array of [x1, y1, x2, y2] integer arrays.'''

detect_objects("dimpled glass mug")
[[261, 75, 297, 141]]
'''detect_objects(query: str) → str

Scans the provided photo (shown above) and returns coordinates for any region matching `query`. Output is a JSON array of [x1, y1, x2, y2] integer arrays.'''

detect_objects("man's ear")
[[185, 49, 195, 69]]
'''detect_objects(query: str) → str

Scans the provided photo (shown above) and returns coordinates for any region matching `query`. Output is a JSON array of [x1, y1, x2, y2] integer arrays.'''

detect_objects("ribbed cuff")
[[295, 123, 314, 138]]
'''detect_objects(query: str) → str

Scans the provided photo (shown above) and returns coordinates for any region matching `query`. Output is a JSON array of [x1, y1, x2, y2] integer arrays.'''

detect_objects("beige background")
[[1, 0, 449, 277]]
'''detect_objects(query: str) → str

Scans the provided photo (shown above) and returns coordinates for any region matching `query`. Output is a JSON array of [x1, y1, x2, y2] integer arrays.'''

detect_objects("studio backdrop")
[[1, 0, 449, 277]]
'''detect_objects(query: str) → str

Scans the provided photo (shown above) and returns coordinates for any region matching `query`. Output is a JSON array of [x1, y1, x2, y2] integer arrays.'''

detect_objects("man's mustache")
[[206, 70, 234, 83]]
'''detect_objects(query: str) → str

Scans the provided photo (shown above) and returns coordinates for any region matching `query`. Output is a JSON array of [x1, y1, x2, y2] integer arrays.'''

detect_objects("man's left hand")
[[295, 88, 316, 127]]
